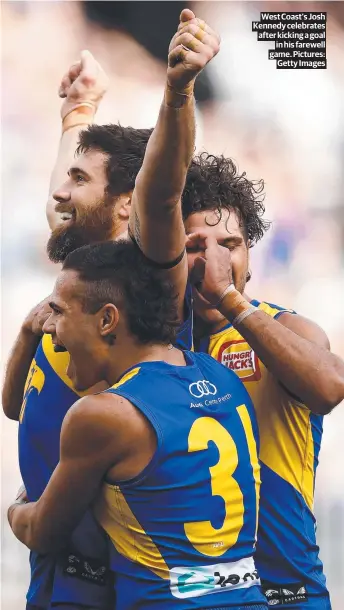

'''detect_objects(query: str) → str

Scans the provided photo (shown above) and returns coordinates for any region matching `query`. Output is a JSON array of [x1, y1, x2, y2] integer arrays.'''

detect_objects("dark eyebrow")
[[68, 166, 91, 180]]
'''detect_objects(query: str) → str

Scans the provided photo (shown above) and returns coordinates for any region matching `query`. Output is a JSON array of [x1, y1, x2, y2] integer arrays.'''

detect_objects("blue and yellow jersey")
[[18, 333, 113, 608], [197, 300, 329, 606], [94, 351, 267, 609], [18, 287, 194, 608]]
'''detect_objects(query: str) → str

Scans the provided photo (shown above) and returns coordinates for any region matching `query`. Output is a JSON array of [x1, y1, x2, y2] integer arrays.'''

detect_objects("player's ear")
[[116, 192, 132, 221], [98, 304, 119, 344]]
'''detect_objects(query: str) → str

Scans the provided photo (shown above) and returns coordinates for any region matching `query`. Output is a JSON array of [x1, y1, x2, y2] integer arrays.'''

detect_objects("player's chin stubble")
[[47, 207, 115, 263]]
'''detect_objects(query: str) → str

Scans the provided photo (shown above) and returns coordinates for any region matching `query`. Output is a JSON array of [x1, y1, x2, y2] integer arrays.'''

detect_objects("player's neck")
[[112, 223, 129, 242], [105, 340, 185, 385]]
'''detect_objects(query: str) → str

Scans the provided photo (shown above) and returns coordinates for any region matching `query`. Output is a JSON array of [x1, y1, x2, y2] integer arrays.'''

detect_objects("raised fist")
[[59, 50, 109, 120], [167, 9, 220, 91]]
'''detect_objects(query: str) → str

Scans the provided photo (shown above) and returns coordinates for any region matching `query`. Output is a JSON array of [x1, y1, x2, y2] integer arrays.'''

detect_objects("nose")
[[42, 313, 55, 335], [52, 184, 71, 204]]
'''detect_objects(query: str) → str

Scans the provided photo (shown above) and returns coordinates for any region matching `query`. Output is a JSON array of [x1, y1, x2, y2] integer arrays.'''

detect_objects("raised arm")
[[129, 9, 220, 307], [2, 54, 108, 420], [47, 50, 108, 230]]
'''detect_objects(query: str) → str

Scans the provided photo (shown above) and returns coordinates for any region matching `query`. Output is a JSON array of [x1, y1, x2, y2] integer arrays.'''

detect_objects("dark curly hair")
[[182, 153, 270, 246], [63, 240, 179, 345], [76, 124, 153, 196]]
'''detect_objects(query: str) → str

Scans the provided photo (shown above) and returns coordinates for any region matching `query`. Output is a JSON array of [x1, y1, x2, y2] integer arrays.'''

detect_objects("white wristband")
[[214, 284, 236, 308], [232, 305, 257, 327]]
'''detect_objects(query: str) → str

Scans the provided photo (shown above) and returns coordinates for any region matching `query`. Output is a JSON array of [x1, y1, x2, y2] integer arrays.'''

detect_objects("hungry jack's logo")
[[218, 340, 261, 382]]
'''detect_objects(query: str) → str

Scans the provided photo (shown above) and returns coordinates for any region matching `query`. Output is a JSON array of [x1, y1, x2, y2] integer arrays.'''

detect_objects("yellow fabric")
[[94, 484, 169, 580], [207, 302, 314, 511], [41, 334, 87, 397]]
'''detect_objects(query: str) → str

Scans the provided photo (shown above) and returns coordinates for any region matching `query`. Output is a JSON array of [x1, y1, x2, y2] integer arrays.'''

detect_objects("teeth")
[[61, 213, 73, 221]]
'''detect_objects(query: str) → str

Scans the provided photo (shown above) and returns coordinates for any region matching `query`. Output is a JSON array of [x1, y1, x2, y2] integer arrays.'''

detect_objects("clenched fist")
[[59, 50, 109, 121], [167, 9, 220, 92]]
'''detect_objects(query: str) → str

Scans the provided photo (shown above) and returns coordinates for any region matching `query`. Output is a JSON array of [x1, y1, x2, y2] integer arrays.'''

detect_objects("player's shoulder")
[[63, 391, 134, 445], [59, 391, 136, 464], [251, 298, 296, 319], [254, 299, 329, 348]]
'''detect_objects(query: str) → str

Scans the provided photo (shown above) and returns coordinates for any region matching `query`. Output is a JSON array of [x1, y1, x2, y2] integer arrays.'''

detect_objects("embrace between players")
[[4, 9, 344, 610]]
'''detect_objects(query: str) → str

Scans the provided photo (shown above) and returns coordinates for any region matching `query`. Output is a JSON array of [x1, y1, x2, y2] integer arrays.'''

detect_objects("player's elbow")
[[311, 374, 344, 415], [29, 539, 55, 554], [325, 375, 344, 412], [28, 529, 66, 554], [1, 393, 20, 421]]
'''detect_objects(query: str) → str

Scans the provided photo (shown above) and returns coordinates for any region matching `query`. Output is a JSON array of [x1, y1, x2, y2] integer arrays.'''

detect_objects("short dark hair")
[[76, 124, 153, 196], [62, 240, 180, 345], [182, 153, 271, 246]]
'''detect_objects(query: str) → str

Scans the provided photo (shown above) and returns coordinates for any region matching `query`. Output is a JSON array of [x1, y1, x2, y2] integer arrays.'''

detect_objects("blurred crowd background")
[[2, 1, 344, 608]]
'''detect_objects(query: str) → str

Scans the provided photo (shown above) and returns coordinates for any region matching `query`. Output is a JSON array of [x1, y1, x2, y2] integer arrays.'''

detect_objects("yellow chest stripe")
[[94, 485, 169, 579]]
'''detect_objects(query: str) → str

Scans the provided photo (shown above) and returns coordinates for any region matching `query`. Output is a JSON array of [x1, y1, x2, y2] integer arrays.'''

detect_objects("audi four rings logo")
[[189, 380, 218, 398]]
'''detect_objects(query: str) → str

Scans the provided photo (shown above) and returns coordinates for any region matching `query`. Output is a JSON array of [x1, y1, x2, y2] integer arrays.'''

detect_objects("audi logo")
[[189, 380, 217, 398]]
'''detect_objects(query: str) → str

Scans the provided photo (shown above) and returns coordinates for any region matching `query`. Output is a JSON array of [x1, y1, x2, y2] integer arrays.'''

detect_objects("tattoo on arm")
[[134, 209, 142, 248]]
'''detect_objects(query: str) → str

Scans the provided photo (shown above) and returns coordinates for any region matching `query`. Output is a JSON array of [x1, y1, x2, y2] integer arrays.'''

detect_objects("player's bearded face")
[[47, 196, 114, 263], [184, 210, 249, 328], [48, 150, 120, 263]]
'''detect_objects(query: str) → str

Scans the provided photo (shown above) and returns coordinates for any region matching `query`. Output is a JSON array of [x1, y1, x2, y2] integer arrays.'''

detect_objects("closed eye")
[[49, 302, 62, 315], [186, 246, 201, 253], [221, 238, 243, 251]]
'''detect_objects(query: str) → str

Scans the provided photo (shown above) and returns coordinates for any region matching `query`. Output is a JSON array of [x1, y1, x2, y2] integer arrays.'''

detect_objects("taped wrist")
[[62, 103, 95, 133]]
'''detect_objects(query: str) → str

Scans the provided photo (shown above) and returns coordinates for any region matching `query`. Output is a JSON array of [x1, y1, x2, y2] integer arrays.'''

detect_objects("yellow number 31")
[[184, 405, 260, 557]]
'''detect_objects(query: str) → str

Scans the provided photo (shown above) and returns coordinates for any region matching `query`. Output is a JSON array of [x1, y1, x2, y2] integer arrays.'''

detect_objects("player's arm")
[[47, 50, 108, 230], [7, 393, 123, 553], [129, 10, 220, 312], [224, 310, 344, 415], [190, 234, 344, 415], [2, 298, 52, 420]]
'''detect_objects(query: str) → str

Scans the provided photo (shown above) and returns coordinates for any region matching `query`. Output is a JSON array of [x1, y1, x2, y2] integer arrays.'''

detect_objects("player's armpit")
[[8, 394, 119, 553], [128, 10, 220, 316]]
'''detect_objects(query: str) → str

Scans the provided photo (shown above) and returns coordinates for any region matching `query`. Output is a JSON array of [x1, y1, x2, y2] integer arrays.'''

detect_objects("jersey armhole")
[[107, 389, 164, 489]]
